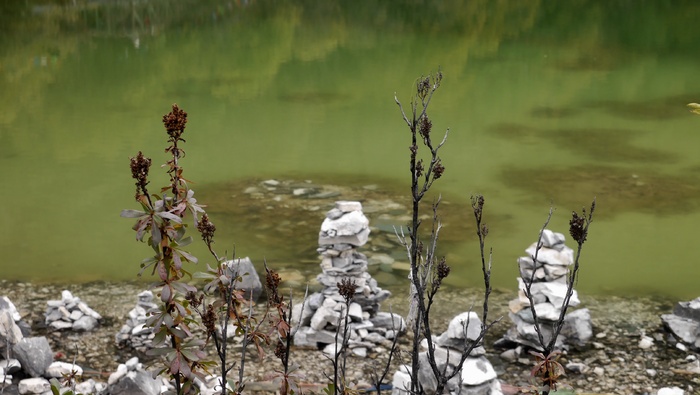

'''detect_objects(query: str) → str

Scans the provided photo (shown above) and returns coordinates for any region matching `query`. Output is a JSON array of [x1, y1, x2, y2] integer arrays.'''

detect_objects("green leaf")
[[49, 379, 62, 395], [121, 209, 147, 218], [146, 347, 174, 357], [177, 249, 199, 264], [192, 271, 216, 280], [178, 236, 193, 247]]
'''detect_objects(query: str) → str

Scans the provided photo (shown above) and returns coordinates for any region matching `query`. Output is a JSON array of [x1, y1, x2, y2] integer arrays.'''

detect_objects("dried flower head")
[[266, 269, 282, 306], [436, 257, 450, 281], [569, 211, 587, 244], [337, 278, 357, 304], [419, 116, 432, 140], [130, 151, 152, 199], [197, 213, 216, 246], [202, 304, 217, 335], [433, 159, 445, 180], [274, 339, 288, 365], [185, 291, 203, 309], [417, 76, 431, 100], [162, 104, 188, 136]]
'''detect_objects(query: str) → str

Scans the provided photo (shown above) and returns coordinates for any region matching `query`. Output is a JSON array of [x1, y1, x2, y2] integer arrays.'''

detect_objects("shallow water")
[[2, 1, 700, 299]]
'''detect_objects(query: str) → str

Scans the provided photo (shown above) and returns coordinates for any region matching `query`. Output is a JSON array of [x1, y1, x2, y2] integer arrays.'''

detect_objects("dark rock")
[[661, 313, 700, 349], [673, 297, 700, 322], [13, 337, 53, 377]]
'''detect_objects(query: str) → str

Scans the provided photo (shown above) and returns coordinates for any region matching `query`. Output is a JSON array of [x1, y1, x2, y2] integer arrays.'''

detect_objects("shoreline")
[[1, 280, 696, 394]]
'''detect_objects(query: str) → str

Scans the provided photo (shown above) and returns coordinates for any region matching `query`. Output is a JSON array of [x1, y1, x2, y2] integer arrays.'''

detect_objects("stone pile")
[[115, 290, 158, 352], [44, 290, 102, 331], [392, 312, 502, 395], [661, 296, 700, 350], [107, 357, 161, 395], [497, 229, 592, 351], [293, 201, 405, 356]]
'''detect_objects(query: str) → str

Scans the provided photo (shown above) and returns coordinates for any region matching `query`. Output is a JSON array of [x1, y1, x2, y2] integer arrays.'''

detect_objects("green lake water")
[[2, 0, 700, 299]]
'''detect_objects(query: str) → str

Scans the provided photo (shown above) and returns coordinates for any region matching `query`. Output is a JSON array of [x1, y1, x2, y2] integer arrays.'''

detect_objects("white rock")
[[533, 302, 561, 321], [677, 342, 688, 352], [525, 244, 574, 266], [73, 315, 98, 331], [1, 296, 22, 321], [639, 336, 654, 349], [460, 356, 497, 386], [658, 387, 684, 395], [75, 379, 97, 394], [18, 377, 50, 394], [348, 303, 363, 322], [61, 290, 74, 302], [391, 365, 412, 395], [540, 229, 566, 248], [0, 310, 23, 345], [0, 358, 21, 373], [50, 320, 73, 330], [45, 361, 83, 378], [445, 312, 482, 341], [322, 342, 343, 358], [125, 356, 140, 370], [108, 363, 128, 384], [69, 310, 84, 321], [78, 302, 103, 320]]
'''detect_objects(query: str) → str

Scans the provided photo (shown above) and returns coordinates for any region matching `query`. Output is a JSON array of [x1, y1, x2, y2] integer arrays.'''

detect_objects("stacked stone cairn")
[[498, 229, 592, 352], [293, 201, 405, 356], [661, 296, 700, 350], [392, 312, 502, 395], [44, 290, 102, 331], [115, 290, 159, 352]]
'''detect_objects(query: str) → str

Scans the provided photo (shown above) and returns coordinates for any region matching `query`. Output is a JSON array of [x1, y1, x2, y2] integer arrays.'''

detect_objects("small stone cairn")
[[115, 290, 159, 352], [293, 201, 405, 356], [498, 229, 592, 351], [392, 312, 502, 395], [661, 296, 700, 350], [44, 290, 102, 331]]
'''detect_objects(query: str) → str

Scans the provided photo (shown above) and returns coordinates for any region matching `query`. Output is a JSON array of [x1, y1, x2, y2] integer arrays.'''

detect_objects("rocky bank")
[[1, 280, 698, 394]]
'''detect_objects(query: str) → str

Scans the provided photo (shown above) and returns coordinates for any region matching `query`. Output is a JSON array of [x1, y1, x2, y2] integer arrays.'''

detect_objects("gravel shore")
[[2, 280, 697, 394]]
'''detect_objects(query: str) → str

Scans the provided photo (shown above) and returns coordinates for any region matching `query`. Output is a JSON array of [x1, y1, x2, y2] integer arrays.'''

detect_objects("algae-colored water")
[[2, 1, 700, 299]]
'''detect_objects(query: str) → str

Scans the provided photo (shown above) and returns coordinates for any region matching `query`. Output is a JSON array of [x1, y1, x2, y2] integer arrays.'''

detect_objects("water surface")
[[2, 0, 700, 299]]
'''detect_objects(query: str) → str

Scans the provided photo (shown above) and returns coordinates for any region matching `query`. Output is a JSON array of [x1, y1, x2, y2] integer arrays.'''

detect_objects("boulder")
[[13, 337, 53, 377], [223, 257, 263, 302]]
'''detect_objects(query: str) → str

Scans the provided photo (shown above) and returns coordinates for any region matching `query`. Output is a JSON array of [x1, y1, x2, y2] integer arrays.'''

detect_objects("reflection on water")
[[501, 165, 700, 218], [2, 1, 700, 299]]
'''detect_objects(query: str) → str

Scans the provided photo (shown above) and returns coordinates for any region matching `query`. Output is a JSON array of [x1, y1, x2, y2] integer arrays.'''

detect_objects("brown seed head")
[[163, 104, 188, 137], [266, 269, 282, 305], [129, 151, 151, 198], [569, 211, 587, 244], [337, 278, 357, 303], [419, 116, 432, 140], [197, 213, 216, 246], [203, 304, 217, 335], [433, 159, 445, 180]]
